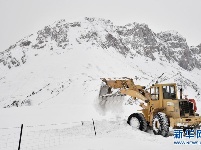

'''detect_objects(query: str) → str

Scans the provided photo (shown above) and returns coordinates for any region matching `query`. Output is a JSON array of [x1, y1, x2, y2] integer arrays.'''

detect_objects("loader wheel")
[[152, 112, 169, 137], [127, 113, 147, 132]]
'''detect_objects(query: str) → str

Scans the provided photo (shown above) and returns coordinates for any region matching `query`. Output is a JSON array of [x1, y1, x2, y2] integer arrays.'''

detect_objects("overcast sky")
[[0, 0, 201, 51]]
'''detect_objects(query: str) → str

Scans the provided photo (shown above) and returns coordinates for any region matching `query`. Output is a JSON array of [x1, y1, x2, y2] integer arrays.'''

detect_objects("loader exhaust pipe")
[[180, 88, 182, 99]]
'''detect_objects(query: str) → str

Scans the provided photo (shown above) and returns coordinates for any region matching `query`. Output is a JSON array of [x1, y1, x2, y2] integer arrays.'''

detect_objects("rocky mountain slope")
[[1, 17, 200, 71], [0, 17, 200, 109]]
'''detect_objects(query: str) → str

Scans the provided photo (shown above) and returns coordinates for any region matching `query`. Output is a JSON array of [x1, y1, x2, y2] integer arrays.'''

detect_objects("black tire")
[[152, 112, 169, 137], [127, 113, 147, 132]]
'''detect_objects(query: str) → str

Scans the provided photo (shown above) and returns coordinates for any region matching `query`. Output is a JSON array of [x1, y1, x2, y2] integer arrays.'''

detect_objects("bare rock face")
[[34, 19, 69, 49], [157, 31, 187, 48], [0, 17, 200, 71], [156, 31, 201, 71], [193, 44, 201, 54], [115, 23, 158, 60]]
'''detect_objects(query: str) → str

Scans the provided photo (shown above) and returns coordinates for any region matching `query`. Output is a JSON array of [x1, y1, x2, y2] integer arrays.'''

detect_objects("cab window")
[[150, 87, 159, 100], [163, 86, 176, 99]]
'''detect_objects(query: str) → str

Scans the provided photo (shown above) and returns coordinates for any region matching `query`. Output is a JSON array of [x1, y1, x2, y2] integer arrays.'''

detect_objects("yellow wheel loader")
[[99, 77, 201, 137]]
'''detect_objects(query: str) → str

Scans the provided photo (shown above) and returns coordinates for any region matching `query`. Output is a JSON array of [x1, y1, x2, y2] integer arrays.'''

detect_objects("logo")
[[174, 129, 201, 145]]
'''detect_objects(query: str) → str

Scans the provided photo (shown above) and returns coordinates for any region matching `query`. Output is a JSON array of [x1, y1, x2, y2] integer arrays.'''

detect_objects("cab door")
[[148, 86, 160, 123], [149, 86, 160, 110]]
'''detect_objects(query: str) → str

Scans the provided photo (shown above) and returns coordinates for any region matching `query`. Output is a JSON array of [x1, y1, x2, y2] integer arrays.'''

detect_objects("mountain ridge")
[[0, 17, 200, 71]]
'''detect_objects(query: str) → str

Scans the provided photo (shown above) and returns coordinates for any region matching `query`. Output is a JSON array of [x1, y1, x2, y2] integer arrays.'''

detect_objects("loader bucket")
[[97, 83, 126, 114]]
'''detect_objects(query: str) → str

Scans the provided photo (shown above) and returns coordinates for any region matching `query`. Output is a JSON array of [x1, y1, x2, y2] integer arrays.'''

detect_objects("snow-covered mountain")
[[0, 17, 201, 110], [1, 17, 201, 150]]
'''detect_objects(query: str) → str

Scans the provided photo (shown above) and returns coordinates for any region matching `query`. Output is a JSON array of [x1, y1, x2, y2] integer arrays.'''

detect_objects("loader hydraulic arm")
[[100, 78, 151, 107]]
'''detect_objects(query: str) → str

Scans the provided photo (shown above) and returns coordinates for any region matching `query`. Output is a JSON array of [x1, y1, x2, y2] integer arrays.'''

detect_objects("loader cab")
[[149, 83, 177, 111], [150, 83, 177, 100]]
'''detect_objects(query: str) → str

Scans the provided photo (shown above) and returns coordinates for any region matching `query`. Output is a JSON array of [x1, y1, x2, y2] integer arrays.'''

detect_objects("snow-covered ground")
[[1, 115, 201, 150]]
